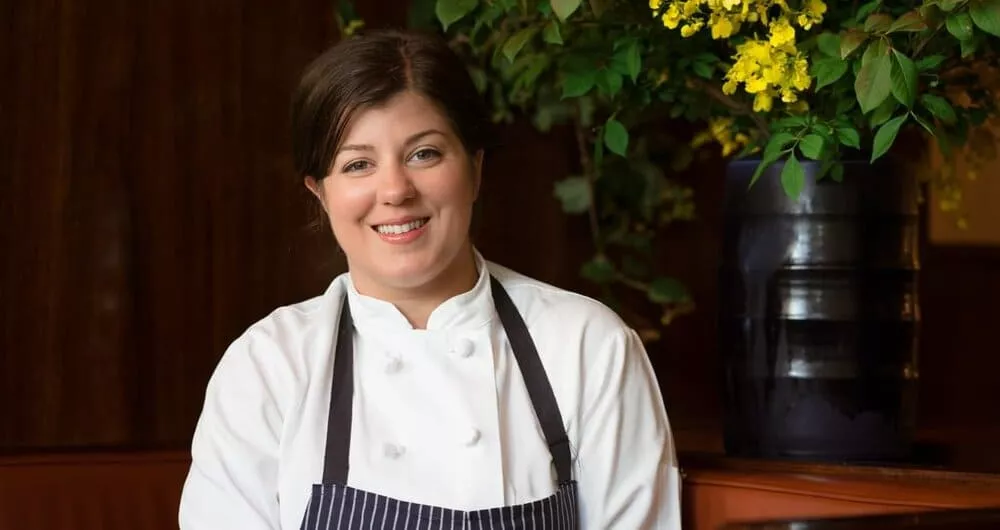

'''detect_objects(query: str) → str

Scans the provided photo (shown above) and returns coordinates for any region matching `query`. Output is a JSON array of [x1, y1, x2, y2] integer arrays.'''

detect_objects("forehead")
[[342, 91, 454, 142]]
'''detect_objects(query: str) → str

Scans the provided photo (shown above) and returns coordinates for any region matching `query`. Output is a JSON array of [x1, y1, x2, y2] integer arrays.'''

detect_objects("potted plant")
[[645, 0, 1000, 462], [408, 0, 1000, 460]]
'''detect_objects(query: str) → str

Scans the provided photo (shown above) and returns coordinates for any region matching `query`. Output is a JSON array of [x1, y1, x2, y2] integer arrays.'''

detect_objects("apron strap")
[[322, 297, 355, 485], [321, 275, 574, 486], [488, 276, 573, 485]]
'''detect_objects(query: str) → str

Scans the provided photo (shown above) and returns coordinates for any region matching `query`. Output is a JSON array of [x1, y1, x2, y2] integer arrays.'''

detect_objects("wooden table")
[[722, 507, 1000, 529], [679, 452, 1000, 530]]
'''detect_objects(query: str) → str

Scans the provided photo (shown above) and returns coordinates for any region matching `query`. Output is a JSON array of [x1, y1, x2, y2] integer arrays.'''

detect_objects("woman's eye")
[[343, 160, 370, 173], [410, 148, 441, 163]]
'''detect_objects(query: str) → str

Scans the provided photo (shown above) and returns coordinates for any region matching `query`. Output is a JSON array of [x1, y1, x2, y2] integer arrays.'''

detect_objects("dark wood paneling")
[[2, 0, 998, 466], [1, 0, 340, 450]]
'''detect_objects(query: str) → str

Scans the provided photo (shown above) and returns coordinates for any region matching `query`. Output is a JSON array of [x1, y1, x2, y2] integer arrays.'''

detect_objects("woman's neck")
[[352, 246, 480, 329]]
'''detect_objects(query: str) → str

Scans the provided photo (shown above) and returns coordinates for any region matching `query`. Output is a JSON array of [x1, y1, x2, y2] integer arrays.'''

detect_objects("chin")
[[372, 255, 450, 290]]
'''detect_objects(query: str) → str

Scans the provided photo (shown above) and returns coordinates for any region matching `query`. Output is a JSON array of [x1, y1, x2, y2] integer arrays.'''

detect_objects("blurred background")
[[3, 2, 1000, 527]]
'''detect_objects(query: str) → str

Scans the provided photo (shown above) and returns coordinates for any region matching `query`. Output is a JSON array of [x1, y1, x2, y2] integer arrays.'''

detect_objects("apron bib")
[[298, 276, 580, 530]]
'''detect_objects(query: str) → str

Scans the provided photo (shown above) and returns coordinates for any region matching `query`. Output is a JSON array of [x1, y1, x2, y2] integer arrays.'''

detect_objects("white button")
[[383, 443, 405, 459], [452, 338, 474, 358], [385, 357, 403, 374], [464, 428, 482, 446]]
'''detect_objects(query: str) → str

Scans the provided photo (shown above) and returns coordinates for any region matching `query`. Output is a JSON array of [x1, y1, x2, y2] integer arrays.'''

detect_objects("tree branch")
[[687, 77, 771, 138], [574, 120, 605, 255]]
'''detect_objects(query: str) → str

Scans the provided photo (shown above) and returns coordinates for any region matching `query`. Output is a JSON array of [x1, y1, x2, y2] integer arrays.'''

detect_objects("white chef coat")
[[178, 250, 682, 529]]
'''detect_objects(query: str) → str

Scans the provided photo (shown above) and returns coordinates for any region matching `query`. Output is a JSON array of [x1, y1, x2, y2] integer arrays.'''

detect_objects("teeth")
[[376, 218, 427, 235]]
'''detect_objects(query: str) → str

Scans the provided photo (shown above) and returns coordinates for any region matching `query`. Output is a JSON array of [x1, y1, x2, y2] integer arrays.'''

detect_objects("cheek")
[[322, 182, 374, 225]]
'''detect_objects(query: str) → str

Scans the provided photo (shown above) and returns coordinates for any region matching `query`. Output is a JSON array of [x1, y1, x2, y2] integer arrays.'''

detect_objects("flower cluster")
[[650, 0, 827, 112], [690, 117, 751, 156]]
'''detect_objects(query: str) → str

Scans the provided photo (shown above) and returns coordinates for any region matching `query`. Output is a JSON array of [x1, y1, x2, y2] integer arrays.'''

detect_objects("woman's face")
[[306, 90, 482, 297]]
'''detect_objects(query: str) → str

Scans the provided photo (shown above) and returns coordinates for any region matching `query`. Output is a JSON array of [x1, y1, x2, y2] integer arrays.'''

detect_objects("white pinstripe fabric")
[[299, 482, 578, 530]]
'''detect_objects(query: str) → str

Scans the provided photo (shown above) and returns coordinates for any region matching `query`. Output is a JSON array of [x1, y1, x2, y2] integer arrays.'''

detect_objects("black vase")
[[719, 157, 921, 462]]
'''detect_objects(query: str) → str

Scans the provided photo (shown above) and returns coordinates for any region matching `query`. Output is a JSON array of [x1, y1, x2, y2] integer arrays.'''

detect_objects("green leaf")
[[588, 0, 611, 17], [771, 116, 808, 130], [553, 176, 591, 213], [812, 57, 848, 90], [856, 0, 880, 22], [780, 154, 806, 199], [561, 70, 596, 98], [911, 111, 935, 134], [855, 50, 892, 113], [937, 0, 964, 11], [961, 35, 981, 57], [692, 61, 713, 79], [435, 0, 478, 31], [467, 66, 487, 94], [840, 29, 868, 58], [921, 93, 957, 124], [831, 163, 845, 182], [916, 54, 947, 71], [596, 69, 623, 97], [836, 97, 857, 115], [871, 114, 907, 161], [750, 132, 795, 186], [502, 27, 537, 63], [817, 32, 841, 57], [870, 98, 898, 126], [580, 256, 615, 283], [946, 11, 975, 40], [837, 127, 862, 148], [799, 134, 826, 160], [865, 13, 894, 32], [889, 10, 928, 31], [890, 50, 918, 107], [624, 41, 642, 82], [970, 0, 1000, 37], [862, 38, 889, 66], [543, 21, 563, 45], [604, 118, 629, 156], [551, 0, 581, 21], [648, 277, 689, 304]]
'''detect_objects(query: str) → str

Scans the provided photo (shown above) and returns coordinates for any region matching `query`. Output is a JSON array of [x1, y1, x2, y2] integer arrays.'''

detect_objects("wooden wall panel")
[[1, 0, 998, 462], [0, 0, 340, 450]]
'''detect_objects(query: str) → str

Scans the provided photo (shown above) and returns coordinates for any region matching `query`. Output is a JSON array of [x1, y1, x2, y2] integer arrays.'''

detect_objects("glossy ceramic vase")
[[718, 157, 921, 462]]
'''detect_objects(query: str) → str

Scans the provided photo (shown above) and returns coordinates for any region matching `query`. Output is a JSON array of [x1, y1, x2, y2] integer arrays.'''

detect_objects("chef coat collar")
[[341, 249, 495, 333]]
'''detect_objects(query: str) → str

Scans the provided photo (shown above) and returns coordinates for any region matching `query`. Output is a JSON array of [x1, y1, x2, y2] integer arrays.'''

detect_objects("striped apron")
[[298, 276, 579, 530]]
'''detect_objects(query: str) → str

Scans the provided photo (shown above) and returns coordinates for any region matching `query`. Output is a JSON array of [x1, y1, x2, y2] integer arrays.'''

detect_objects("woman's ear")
[[304, 176, 326, 210]]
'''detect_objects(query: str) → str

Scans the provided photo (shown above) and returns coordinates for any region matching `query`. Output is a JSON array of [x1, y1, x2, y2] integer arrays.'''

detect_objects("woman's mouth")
[[372, 217, 430, 243]]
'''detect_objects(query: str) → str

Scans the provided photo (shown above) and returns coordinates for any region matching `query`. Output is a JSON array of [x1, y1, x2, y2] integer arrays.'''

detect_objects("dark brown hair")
[[291, 29, 493, 181]]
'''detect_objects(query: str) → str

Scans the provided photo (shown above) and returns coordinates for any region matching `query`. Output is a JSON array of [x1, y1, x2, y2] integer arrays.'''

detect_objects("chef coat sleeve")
[[179, 330, 289, 530], [575, 325, 682, 530]]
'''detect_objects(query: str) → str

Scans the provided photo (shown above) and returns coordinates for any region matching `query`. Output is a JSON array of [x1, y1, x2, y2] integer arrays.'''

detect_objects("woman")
[[179, 29, 681, 530]]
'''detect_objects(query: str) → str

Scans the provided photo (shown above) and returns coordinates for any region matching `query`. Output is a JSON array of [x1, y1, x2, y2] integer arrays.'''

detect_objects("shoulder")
[[206, 275, 348, 404], [485, 260, 638, 350]]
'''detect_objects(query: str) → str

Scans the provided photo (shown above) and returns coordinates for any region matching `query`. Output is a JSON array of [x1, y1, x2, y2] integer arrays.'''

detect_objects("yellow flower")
[[691, 117, 751, 157], [681, 0, 701, 17], [768, 17, 795, 48], [650, 0, 664, 10], [681, 24, 698, 36], [654, 0, 819, 111], [788, 100, 809, 113], [661, 5, 682, 28], [753, 91, 774, 112], [710, 15, 736, 38]]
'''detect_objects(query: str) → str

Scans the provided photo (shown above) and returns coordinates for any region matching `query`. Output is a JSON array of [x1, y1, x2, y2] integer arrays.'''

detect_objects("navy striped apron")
[[298, 276, 579, 530]]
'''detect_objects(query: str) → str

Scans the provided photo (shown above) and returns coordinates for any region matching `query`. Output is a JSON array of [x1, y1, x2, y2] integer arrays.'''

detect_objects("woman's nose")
[[377, 163, 416, 205]]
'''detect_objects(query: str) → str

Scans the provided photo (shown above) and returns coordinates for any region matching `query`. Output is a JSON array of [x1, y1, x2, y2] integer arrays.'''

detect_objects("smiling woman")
[[178, 29, 681, 530]]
